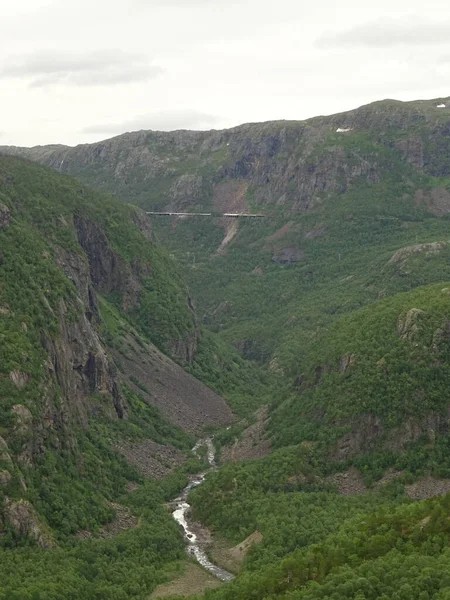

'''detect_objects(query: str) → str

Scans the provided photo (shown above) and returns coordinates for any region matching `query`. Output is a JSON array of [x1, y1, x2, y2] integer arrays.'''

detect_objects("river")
[[171, 438, 235, 582]]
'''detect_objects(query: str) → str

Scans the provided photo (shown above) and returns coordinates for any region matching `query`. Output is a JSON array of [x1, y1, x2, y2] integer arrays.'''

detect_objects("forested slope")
[[0, 156, 240, 599], [5, 98, 450, 599]]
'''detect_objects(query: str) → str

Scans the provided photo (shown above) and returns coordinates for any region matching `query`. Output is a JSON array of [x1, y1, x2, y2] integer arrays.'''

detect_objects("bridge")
[[146, 212, 266, 218]]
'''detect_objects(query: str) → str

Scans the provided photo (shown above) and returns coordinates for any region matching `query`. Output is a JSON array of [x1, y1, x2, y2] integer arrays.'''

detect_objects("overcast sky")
[[1, 0, 450, 147]]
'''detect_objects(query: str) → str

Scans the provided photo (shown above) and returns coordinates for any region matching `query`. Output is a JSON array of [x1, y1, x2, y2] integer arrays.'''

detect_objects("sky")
[[1, 0, 450, 147]]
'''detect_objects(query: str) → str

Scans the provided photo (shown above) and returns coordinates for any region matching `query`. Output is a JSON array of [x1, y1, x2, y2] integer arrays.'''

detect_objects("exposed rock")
[[0, 203, 10, 229], [0, 436, 14, 468], [221, 407, 271, 462], [397, 308, 424, 341], [233, 338, 270, 362], [132, 208, 152, 241], [339, 353, 355, 374], [389, 242, 447, 265], [432, 320, 450, 354], [384, 413, 445, 452], [373, 468, 404, 489], [5, 99, 450, 218], [268, 357, 285, 375], [53, 245, 95, 316], [332, 414, 383, 460], [333, 410, 450, 461], [111, 330, 233, 433], [3, 498, 54, 548], [405, 476, 450, 500], [116, 439, 185, 479], [272, 247, 304, 264], [216, 219, 239, 255], [229, 530, 263, 561], [11, 404, 34, 465], [415, 187, 450, 215], [213, 180, 248, 213], [9, 370, 29, 389], [395, 136, 424, 169], [169, 174, 204, 208], [325, 467, 367, 495], [74, 215, 141, 311], [98, 503, 138, 537], [40, 296, 126, 432], [11, 404, 33, 432], [167, 321, 198, 365]]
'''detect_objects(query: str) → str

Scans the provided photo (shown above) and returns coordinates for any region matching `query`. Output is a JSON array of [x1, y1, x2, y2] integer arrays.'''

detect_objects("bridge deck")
[[146, 212, 266, 218]]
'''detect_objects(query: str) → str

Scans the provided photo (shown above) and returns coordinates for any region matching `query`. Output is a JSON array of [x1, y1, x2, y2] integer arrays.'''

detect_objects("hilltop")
[[5, 97, 450, 598]]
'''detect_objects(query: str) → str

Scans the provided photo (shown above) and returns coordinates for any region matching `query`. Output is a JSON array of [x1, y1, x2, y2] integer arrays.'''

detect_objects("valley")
[[3, 96, 450, 599]]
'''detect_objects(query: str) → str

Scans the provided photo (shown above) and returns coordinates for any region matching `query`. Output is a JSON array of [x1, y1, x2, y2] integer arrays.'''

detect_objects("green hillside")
[[4, 98, 450, 599], [0, 155, 242, 599]]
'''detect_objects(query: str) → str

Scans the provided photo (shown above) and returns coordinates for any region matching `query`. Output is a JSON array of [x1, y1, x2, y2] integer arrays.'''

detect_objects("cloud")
[[317, 17, 450, 48], [82, 109, 221, 135], [0, 49, 163, 87]]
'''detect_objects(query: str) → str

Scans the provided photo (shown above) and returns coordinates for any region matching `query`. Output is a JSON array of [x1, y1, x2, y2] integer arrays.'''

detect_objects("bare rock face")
[[3, 498, 54, 548], [339, 353, 355, 374], [11, 404, 34, 465], [0, 436, 13, 468], [332, 409, 450, 461], [74, 215, 141, 311], [395, 136, 424, 169], [415, 188, 450, 215], [40, 298, 126, 427], [9, 370, 29, 388], [333, 414, 383, 460], [389, 242, 447, 265], [132, 208, 152, 241], [168, 174, 204, 208], [0, 203, 10, 229], [432, 320, 450, 354], [397, 308, 424, 341]]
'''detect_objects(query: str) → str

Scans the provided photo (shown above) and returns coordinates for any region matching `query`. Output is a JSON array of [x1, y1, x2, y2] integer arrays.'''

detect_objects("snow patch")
[[336, 127, 353, 133], [437, 103, 446, 108]]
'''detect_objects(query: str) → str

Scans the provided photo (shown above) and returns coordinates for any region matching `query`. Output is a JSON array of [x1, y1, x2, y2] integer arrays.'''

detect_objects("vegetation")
[[6, 98, 450, 599], [0, 155, 216, 597]]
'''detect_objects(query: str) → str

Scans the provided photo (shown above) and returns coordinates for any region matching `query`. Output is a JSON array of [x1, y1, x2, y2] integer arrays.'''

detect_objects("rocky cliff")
[[0, 156, 232, 545], [3, 97, 450, 215], [4, 96, 450, 464]]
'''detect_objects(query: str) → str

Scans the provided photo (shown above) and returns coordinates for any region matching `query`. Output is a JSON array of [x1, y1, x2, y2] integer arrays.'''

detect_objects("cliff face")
[[3, 97, 450, 215], [0, 156, 232, 544], [5, 96, 450, 464]]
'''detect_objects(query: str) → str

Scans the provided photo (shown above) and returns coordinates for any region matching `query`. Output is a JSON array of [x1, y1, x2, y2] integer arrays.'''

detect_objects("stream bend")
[[171, 438, 235, 582]]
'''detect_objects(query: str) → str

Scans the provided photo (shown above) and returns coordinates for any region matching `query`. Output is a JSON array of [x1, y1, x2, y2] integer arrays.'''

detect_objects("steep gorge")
[[0, 156, 232, 547]]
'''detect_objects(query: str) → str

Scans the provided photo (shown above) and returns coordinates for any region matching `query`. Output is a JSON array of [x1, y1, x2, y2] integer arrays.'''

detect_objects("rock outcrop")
[[397, 308, 424, 341], [0, 155, 233, 545], [2, 499, 54, 548], [4, 97, 450, 218], [0, 203, 10, 229]]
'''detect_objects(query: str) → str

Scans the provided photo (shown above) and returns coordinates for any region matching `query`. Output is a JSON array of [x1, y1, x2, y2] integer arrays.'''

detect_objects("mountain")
[[0, 155, 240, 597], [3, 97, 450, 211], [5, 97, 450, 599], [5, 97, 450, 454]]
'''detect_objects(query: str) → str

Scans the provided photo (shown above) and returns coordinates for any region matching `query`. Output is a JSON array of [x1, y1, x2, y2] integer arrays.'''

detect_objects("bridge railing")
[[146, 212, 266, 218]]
